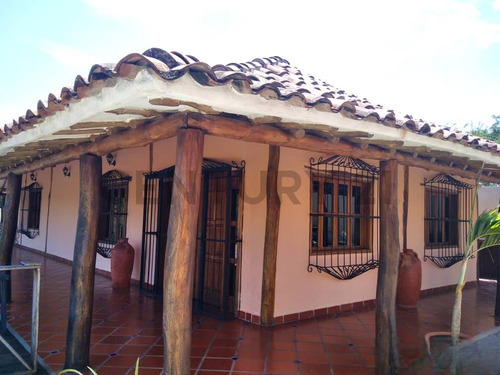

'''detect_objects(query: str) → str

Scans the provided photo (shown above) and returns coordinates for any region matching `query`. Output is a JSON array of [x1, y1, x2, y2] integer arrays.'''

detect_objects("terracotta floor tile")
[[299, 362, 333, 374], [207, 346, 237, 358], [101, 354, 140, 367], [266, 360, 298, 374], [138, 355, 163, 368], [331, 364, 375, 375], [200, 357, 234, 371], [268, 340, 295, 351], [212, 337, 240, 347], [268, 350, 297, 361], [128, 335, 160, 346], [94, 366, 130, 375], [100, 335, 131, 345], [232, 358, 265, 372], [134, 369, 162, 375], [91, 343, 124, 355], [191, 346, 209, 357], [299, 351, 330, 364], [90, 354, 109, 368], [296, 342, 323, 352], [235, 348, 267, 360], [328, 351, 360, 364], [118, 344, 151, 356]]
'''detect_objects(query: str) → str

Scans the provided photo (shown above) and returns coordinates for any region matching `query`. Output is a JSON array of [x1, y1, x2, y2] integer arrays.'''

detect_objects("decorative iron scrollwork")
[[307, 155, 380, 280], [423, 173, 473, 268]]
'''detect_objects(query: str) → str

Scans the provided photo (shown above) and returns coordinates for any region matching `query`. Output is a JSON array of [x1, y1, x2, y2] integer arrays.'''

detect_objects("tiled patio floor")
[[6, 246, 500, 375]]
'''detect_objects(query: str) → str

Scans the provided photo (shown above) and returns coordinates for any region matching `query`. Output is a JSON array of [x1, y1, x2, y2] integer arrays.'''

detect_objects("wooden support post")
[[65, 154, 101, 370], [163, 128, 204, 375], [0, 173, 22, 301], [402, 165, 409, 250], [260, 145, 281, 326], [376, 159, 400, 375]]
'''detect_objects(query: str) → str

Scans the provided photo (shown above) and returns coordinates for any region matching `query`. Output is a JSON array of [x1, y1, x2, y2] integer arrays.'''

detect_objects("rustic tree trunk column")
[[163, 128, 204, 375], [65, 154, 101, 370], [0, 173, 22, 301], [376, 159, 401, 375], [260, 145, 281, 326]]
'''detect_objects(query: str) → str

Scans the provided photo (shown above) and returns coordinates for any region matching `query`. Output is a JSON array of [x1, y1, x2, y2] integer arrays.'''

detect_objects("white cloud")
[[40, 42, 100, 70]]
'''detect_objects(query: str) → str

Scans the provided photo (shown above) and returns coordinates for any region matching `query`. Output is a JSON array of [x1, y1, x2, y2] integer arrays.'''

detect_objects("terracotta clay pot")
[[111, 238, 135, 289], [396, 249, 422, 308]]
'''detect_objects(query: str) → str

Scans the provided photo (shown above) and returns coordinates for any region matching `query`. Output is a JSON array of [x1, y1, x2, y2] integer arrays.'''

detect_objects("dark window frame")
[[20, 182, 43, 238], [425, 189, 459, 248], [310, 173, 374, 252], [98, 170, 131, 258]]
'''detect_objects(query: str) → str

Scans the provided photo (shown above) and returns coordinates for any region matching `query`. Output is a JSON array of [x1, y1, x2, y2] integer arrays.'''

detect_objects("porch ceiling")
[[1, 48, 499, 181]]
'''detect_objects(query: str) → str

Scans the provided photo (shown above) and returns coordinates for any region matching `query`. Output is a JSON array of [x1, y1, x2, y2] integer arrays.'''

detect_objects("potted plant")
[[424, 169, 500, 372], [450, 203, 500, 345]]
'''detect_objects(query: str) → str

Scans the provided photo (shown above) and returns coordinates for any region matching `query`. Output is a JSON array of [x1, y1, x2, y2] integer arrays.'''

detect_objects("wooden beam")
[[376, 159, 401, 375], [65, 154, 101, 370], [0, 173, 22, 301], [185, 113, 500, 183], [0, 113, 185, 179], [2, 111, 499, 182], [163, 128, 204, 375], [260, 145, 281, 326]]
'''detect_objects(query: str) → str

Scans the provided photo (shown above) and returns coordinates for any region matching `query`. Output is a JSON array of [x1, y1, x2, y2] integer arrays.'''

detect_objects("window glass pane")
[[428, 193, 435, 243], [437, 194, 443, 243], [338, 184, 347, 213], [352, 186, 361, 215], [323, 216, 333, 247], [311, 216, 318, 249], [312, 181, 319, 212], [324, 182, 333, 213], [352, 218, 361, 246], [338, 217, 347, 247]]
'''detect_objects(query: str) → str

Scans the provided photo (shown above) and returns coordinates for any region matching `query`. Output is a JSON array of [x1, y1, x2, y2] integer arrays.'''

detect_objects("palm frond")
[[467, 206, 500, 251]]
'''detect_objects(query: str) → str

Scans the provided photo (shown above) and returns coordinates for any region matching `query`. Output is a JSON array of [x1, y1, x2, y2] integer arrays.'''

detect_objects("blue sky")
[[1, 0, 499, 130]]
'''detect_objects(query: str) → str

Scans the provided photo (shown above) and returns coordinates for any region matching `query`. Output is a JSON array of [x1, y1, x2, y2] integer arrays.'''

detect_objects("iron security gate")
[[140, 160, 244, 320], [140, 166, 174, 297]]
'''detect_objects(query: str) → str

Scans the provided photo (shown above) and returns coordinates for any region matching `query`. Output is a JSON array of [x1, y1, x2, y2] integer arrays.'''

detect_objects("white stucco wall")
[[17, 136, 479, 318]]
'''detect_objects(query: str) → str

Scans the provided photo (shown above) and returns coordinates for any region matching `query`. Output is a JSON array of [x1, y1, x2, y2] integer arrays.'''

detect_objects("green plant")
[[451, 197, 500, 345], [58, 358, 140, 375]]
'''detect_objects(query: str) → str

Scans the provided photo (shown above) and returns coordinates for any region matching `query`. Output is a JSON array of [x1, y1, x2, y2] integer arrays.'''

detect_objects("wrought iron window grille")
[[19, 182, 43, 239], [97, 170, 131, 258], [423, 173, 473, 268], [306, 155, 380, 280]]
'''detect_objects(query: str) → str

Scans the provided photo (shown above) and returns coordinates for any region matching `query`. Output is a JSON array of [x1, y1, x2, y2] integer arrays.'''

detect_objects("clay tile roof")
[[1, 47, 500, 170]]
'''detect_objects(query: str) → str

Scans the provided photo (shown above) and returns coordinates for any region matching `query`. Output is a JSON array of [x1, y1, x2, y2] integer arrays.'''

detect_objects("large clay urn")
[[396, 249, 422, 309], [111, 238, 135, 289]]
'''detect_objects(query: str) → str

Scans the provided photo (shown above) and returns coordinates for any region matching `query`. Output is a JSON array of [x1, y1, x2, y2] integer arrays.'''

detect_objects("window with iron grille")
[[98, 170, 131, 258], [425, 190, 459, 247], [423, 174, 473, 268], [308, 156, 380, 280], [19, 182, 43, 238]]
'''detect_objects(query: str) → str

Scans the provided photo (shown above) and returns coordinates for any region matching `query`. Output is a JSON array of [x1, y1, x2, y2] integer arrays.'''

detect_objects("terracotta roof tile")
[[1, 48, 499, 158]]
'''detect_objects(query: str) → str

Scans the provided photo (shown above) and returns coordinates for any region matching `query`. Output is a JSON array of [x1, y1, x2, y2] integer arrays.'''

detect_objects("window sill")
[[310, 248, 372, 255]]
